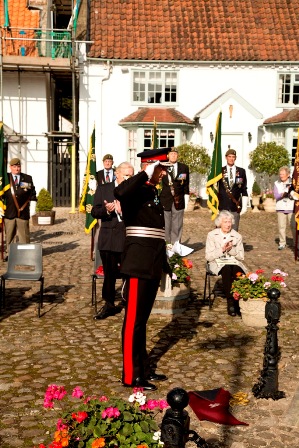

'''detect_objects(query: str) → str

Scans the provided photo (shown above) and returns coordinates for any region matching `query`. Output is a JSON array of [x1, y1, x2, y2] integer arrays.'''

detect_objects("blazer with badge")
[[96, 169, 115, 185], [91, 182, 125, 253], [4, 173, 37, 220], [114, 170, 167, 280], [159, 162, 190, 211], [218, 166, 248, 213]]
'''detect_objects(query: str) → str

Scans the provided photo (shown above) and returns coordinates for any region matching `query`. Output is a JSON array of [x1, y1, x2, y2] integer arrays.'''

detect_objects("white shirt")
[[226, 165, 236, 183]]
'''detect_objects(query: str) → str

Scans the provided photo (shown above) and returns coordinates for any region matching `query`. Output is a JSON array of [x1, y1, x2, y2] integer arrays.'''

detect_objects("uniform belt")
[[126, 226, 165, 239]]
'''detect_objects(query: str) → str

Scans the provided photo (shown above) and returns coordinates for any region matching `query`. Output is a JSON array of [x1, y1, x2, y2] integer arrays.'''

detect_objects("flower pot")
[[262, 197, 276, 212], [239, 298, 267, 327], [251, 195, 261, 213], [32, 210, 56, 226], [153, 273, 190, 315]]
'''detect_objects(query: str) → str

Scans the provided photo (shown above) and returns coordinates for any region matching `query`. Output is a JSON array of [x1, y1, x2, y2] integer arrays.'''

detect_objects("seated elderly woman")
[[205, 210, 247, 316]]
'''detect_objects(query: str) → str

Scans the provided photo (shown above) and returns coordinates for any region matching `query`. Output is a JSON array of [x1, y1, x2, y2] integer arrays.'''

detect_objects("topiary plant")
[[252, 180, 261, 196], [176, 142, 211, 175], [36, 188, 54, 212], [249, 142, 291, 177]]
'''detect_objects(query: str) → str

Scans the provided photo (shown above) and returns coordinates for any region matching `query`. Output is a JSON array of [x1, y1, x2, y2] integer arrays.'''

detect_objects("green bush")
[[36, 188, 54, 211], [252, 180, 261, 196], [249, 142, 290, 177], [176, 142, 211, 175]]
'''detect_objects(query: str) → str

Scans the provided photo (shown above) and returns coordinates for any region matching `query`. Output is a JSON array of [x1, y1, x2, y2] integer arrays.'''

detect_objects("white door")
[[221, 133, 245, 166]]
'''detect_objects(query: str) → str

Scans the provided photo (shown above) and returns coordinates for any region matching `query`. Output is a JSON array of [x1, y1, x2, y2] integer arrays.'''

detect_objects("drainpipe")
[[100, 60, 112, 154]]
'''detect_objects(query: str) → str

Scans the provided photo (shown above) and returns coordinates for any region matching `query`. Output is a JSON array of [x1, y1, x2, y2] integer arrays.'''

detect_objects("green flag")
[[206, 112, 222, 220], [0, 122, 10, 223], [79, 127, 97, 234], [151, 117, 158, 149]]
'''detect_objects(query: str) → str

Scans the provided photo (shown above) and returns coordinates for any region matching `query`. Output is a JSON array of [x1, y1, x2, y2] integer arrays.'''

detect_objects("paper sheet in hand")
[[172, 241, 194, 256]]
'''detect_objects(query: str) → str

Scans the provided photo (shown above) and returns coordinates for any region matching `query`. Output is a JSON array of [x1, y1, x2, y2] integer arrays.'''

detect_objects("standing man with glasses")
[[218, 149, 248, 231], [2, 158, 37, 258], [96, 154, 115, 185], [159, 147, 190, 245]]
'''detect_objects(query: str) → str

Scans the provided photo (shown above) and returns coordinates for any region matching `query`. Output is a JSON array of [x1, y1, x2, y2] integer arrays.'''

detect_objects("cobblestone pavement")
[[0, 206, 299, 447]]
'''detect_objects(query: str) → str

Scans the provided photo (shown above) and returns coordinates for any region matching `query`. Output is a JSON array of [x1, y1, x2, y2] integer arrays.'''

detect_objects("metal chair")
[[203, 262, 224, 309], [0, 243, 44, 317], [91, 247, 104, 314]]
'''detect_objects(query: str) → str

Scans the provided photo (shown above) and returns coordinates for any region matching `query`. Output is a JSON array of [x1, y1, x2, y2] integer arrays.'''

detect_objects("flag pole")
[[206, 112, 223, 220]]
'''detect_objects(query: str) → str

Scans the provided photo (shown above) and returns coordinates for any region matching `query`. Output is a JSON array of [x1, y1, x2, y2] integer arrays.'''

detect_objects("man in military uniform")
[[2, 158, 37, 255], [114, 147, 172, 391], [218, 149, 248, 231]]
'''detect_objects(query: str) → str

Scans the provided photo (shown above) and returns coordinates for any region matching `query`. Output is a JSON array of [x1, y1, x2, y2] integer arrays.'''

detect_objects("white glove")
[[290, 190, 299, 200], [240, 197, 248, 215], [30, 201, 37, 217], [0, 207, 4, 218], [184, 194, 190, 210], [144, 160, 160, 180]]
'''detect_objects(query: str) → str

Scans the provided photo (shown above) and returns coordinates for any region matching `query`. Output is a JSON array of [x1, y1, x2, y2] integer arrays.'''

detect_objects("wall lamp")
[[210, 132, 214, 142], [248, 132, 252, 143]]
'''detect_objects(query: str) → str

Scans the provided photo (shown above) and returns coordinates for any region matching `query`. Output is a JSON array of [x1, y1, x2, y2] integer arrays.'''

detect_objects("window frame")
[[132, 70, 178, 105], [277, 72, 299, 106]]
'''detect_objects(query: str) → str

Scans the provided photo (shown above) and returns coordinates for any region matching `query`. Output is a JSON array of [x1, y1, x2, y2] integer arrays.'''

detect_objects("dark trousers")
[[100, 250, 121, 305], [122, 277, 160, 385], [219, 264, 244, 299]]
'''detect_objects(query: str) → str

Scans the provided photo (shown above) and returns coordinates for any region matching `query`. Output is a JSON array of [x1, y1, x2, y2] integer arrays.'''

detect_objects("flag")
[[0, 122, 10, 223], [188, 389, 248, 426], [293, 129, 299, 231], [151, 118, 158, 149], [79, 127, 97, 234], [206, 112, 223, 220]]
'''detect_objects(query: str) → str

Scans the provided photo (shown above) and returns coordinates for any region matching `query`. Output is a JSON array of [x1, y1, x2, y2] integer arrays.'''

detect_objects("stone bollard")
[[252, 288, 285, 400], [161, 388, 209, 448]]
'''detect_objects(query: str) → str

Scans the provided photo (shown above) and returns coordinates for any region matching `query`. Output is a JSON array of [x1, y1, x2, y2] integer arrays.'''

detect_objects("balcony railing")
[[1, 27, 72, 59]]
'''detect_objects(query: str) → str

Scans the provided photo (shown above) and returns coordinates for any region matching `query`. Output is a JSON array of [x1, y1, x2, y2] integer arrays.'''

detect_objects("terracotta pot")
[[239, 298, 267, 327]]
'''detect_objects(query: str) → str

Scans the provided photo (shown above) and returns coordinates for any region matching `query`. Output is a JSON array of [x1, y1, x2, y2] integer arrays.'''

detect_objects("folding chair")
[[203, 262, 223, 309], [91, 247, 104, 314], [0, 243, 44, 317]]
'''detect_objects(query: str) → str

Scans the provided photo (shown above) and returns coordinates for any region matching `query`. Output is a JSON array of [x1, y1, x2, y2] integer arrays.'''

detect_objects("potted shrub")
[[32, 188, 56, 226], [251, 180, 261, 212]]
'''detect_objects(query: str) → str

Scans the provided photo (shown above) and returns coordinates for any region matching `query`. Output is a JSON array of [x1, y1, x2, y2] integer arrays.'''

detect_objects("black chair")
[[91, 247, 104, 314], [203, 262, 224, 309], [0, 243, 44, 317]]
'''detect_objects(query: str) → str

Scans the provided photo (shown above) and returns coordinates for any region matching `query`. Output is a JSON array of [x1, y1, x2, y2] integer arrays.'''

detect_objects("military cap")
[[103, 154, 113, 161], [137, 147, 173, 166], [225, 149, 236, 156], [10, 157, 21, 166], [169, 147, 178, 153]]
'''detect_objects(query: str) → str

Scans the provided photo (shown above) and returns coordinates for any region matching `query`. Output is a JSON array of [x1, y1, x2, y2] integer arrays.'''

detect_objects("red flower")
[[72, 411, 88, 423], [271, 275, 284, 282], [255, 269, 265, 274], [96, 265, 104, 276]]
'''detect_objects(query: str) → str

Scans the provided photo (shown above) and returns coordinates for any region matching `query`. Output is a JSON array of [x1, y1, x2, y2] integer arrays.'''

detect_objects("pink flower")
[[248, 273, 259, 283], [43, 398, 54, 409], [99, 395, 108, 402], [158, 400, 169, 409], [264, 282, 271, 289], [233, 292, 241, 300], [139, 404, 148, 410], [146, 399, 159, 410], [101, 407, 120, 419], [56, 419, 68, 431], [280, 282, 287, 288], [72, 386, 84, 399], [172, 273, 177, 280]]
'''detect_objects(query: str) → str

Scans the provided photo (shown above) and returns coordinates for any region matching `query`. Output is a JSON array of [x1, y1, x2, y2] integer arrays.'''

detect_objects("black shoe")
[[227, 298, 236, 316], [147, 372, 168, 382], [94, 304, 120, 320], [123, 377, 157, 391]]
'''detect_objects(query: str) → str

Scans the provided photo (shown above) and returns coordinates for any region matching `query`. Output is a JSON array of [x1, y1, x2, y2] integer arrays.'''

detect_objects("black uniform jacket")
[[114, 171, 167, 280], [4, 173, 37, 220], [91, 182, 125, 252], [96, 169, 115, 185], [218, 166, 248, 213], [159, 162, 190, 211]]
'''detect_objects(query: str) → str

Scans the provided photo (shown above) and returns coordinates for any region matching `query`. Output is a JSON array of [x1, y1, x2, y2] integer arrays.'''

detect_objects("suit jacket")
[[205, 228, 247, 275], [96, 169, 116, 185], [218, 166, 248, 213], [114, 170, 167, 280], [91, 182, 125, 252], [159, 162, 190, 211], [4, 173, 37, 220]]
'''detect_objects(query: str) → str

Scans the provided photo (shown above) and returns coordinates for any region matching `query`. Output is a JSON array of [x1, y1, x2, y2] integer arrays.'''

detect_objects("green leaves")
[[176, 142, 211, 175], [249, 142, 291, 177]]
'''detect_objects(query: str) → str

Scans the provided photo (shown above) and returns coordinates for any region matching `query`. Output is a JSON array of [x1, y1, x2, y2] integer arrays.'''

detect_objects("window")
[[270, 128, 285, 146], [292, 129, 298, 166], [128, 129, 137, 166], [133, 71, 177, 104], [144, 129, 175, 149], [278, 73, 299, 105]]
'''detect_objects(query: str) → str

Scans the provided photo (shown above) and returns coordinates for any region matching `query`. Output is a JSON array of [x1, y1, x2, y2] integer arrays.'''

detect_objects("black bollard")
[[161, 387, 209, 448], [252, 287, 285, 400]]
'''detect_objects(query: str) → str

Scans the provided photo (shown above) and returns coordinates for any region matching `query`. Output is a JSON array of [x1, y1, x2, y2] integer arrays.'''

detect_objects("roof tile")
[[119, 107, 194, 125]]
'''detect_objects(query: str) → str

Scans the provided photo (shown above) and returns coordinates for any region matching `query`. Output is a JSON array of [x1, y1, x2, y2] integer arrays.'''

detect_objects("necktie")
[[14, 176, 18, 185], [105, 171, 110, 183], [229, 168, 233, 188]]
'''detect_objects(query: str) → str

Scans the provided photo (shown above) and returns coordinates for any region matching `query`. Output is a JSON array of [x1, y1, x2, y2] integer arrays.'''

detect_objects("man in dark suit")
[[91, 162, 134, 319], [3, 158, 37, 255], [96, 153, 115, 185], [218, 149, 248, 231], [114, 147, 172, 391], [159, 147, 190, 245]]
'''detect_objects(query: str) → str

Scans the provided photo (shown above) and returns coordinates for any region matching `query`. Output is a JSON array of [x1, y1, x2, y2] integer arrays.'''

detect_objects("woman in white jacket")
[[205, 210, 247, 316]]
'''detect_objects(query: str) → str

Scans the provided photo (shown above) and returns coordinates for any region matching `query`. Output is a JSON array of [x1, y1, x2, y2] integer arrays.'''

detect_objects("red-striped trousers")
[[122, 276, 160, 385]]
